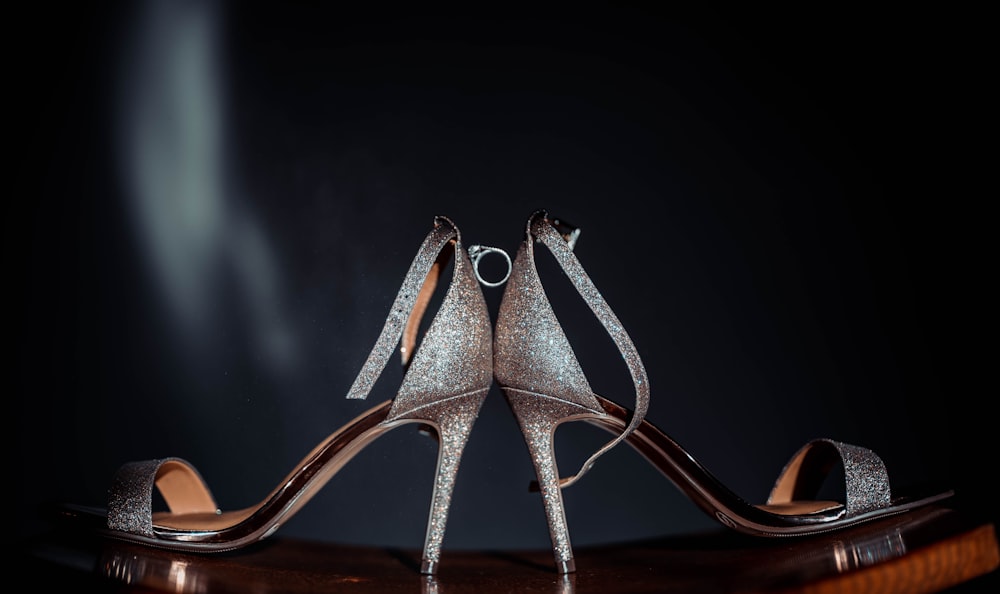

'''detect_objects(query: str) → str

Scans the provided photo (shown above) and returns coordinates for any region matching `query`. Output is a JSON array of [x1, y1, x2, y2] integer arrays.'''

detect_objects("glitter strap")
[[767, 438, 892, 516], [107, 457, 218, 536], [531, 211, 650, 488], [346, 216, 459, 400]]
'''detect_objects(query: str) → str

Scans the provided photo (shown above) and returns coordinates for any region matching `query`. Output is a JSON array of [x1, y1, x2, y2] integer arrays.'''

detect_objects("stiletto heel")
[[412, 394, 487, 575], [494, 209, 954, 574], [504, 391, 583, 574], [58, 215, 493, 575]]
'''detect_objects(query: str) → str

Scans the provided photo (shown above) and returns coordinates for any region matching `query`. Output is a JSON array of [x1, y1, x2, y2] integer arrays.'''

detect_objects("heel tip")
[[557, 559, 576, 574], [421, 560, 438, 575]]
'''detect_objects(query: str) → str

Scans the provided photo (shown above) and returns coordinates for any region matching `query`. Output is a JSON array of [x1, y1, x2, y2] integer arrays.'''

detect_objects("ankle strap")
[[530, 210, 650, 487], [346, 216, 459, 401]]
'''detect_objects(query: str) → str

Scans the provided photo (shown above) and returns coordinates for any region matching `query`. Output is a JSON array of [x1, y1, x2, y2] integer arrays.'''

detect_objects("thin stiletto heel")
[[504, 390, 584, 574], [57, 216, 493, 575], [412, 393, 487, 574], [494, 209, 953, 574]]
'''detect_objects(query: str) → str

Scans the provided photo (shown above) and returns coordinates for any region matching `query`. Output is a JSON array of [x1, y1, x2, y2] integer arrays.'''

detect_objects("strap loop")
[[346, 216, 459, 400], [531, 210, 650, 488]]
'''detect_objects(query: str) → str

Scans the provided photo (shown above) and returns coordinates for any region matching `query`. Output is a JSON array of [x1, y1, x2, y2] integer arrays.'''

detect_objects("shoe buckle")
[[550, 217, 581, 250]]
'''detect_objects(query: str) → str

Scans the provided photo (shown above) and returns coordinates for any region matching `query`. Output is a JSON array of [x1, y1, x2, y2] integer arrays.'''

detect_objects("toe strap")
[[107, 457, 219, 536], [767, 438, 892, 516]]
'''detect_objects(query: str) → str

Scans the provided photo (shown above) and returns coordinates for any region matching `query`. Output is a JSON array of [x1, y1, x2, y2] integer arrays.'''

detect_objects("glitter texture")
[[107, 458, 218, 537], [491, 209, 943, 574], [348, 215, 493, 571], [494, 209, 650, 572], [100, 216, 492, 575], [767, 438, 892, 516]]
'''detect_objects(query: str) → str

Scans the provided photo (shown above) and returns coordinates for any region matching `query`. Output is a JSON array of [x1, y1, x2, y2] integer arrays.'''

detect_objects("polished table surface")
[[24, 503, 998, 593]]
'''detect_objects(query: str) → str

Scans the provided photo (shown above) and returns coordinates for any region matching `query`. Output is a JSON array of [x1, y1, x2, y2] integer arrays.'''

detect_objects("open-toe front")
[[494, 209, 954, 573], [56, 216, 493, 575]]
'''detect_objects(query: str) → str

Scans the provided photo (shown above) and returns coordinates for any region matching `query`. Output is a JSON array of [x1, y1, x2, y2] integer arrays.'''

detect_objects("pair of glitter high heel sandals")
[[56, 209, 953, 575]]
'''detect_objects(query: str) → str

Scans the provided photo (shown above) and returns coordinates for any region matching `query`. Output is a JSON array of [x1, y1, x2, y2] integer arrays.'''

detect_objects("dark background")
[[12, 2, 991, 558]]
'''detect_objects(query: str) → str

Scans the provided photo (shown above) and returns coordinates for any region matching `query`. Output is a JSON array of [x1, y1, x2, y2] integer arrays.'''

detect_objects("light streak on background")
[[116, 0, 297, 375]]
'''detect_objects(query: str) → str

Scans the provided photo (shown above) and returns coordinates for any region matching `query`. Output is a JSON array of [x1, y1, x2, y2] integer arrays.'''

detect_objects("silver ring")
[[467, 244, 512, 288]]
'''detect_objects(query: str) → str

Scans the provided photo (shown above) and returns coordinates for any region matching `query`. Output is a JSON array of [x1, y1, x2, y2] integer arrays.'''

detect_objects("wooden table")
[[25, 503, 998, 593]]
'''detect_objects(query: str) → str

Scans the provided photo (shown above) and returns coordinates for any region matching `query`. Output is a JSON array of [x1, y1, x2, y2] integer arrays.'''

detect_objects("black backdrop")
[[12, 3, 991, 557]]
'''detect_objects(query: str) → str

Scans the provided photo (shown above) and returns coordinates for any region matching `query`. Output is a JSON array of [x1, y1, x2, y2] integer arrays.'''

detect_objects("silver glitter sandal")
[[493, 209, 954, 574], [58, 216, 493, 575]]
